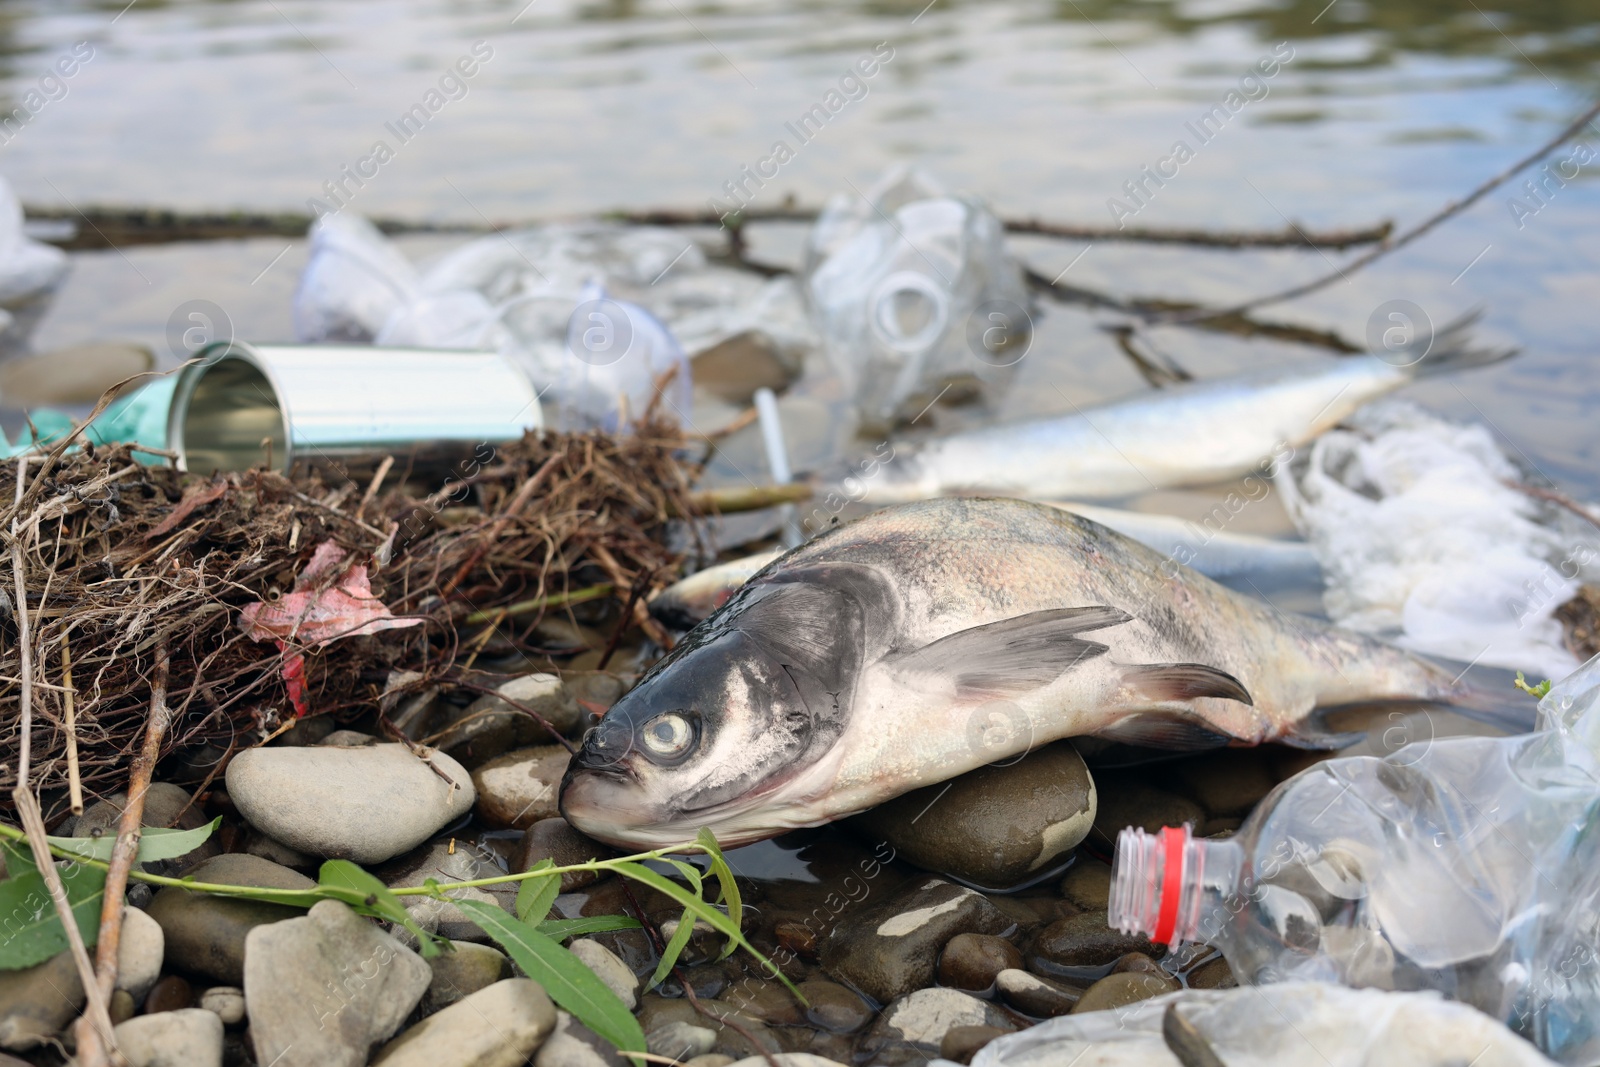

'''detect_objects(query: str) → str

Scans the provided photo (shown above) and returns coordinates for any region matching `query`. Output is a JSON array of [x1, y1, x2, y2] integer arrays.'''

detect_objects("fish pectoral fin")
[[1091, 713, 1234, 751], [1120, 663, 1254, 705], [888, 606, 1131, 698]]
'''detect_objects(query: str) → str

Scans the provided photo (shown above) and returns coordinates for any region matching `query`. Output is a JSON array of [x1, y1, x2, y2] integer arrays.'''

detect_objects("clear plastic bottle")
[[1109, 653, 1600, 1065]]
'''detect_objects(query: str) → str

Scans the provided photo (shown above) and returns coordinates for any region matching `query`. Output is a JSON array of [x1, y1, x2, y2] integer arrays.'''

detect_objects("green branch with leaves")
[[0, 821, 794, 1062]]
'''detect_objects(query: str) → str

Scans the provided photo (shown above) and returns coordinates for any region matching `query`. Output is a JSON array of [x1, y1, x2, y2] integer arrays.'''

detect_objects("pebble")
[[1090, 773, 1204, 845], [319, 729, 379, 747], [66, 783, 218, 873], [794, 980, 872, 1034], [1026, 911, 1165, 977], [377, 837, 511, 943], [850, 742, 1096, 889], [113, 1007, 223, 1067], [858, 987, 1016, 1066], [635, 997, 780, 1058], [819, 877, 1011, 1004], [685, 1057, 735, 1067], [244, 900, 432, 1067], [109, 990, 136, 1025], [724, 1058, 848, 1067], [1173, 748, 1280, 817], [647, 1021, 717, 1061], [535, 1010, 627, 1067], [1111, 952, 1165, 976], [568, 939, 639, 1010], [199, 986, 246, 1026], [241, 829, 317, 870], [995, 968, 1081, 1017], [941, 1024, 1011, 1065], [1057, 858, 1112, 911], [515, 817, 613, 892], [721, 978, 804, 1027], [146, 854, 314, 985], [118, 905, 164, 1001], [421, 940, 512, 1014], [226, 743, 476, 864], [436, 674, 583, 766], [371, 978, 556, 1067], [1185, 955, 1238, 990], [937, 932, 1022, 991], [471, 745, 570, 829], [1070, 969, 1180, 1013], [0, 951, 82, 1050], [143, 975, 194, 1015]]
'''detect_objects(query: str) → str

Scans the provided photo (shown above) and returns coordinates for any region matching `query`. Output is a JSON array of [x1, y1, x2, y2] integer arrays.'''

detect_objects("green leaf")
[[47, 817, 222, 865], [647, 907, 698, 990], [610, 860, 799, 998], [536, 915, 642, 939], [515, 861, 559, 924], [1, 840, 38, 878], [663, 858, 703, 895], [456, 900, 646, 1059], [696, 828, 743, 960], [318, 860, 441, 958], [0, 863, 106, 970]]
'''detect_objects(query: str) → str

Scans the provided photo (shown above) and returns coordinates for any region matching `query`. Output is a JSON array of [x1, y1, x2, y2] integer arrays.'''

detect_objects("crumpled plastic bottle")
[[1108, 652, 1600, 1065], [804, 166, 1031, 433]]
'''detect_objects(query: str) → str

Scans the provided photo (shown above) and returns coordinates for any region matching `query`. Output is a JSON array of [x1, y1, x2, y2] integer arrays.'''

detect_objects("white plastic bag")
[[292, 213, 419, 343], [0, 176, 69, 360]]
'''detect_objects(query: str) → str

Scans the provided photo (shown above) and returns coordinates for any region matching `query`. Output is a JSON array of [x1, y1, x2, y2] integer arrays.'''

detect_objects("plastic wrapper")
[[1277, 399, 1584, 678], [1109, 652, 1600, 1064], [804, 166, 1031, 431]]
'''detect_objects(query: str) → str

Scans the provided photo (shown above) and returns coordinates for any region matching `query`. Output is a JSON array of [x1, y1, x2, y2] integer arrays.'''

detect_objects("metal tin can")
[[168, 341, 541, 474]]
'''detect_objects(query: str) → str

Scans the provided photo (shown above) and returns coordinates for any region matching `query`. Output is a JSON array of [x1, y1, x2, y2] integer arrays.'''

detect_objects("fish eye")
[[639, 711, 696, 762]]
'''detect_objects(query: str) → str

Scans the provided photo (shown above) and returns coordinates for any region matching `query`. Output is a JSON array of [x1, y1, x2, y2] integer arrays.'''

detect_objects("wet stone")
[[858, 987, 1016, 1066], [1173, 748, 1279, 817], [377, 838, 511, 943], [1057, 858, 1112, 911], [421, 941, 511, 1015], [1185, 955, 1238, 990], [995, 968, 1080, 1018], [514, 817, 613, 892], [722, 977, 804, 1026], [819, 877, 1011, 1004], [795, 980, 872, 1034], [226, 743, 475, 864], [143, 975, 194, 1015], [568, 939, 638, 1010], [1070, 969, 1180, 1013], [1027, 911, 1165, 978], [850, 742, 1096, 890], [244, 900, 432, 1067], [941, 1024, 1011, 1065], [471, 745, 570, 829], [937, 933, 1022, 992], [146, 854, 315, 985], [1090, 772, 1205, 844], [371, 978, 556, 1067], [1110, 952, 1165, 976], [436, 673, 582, 767]]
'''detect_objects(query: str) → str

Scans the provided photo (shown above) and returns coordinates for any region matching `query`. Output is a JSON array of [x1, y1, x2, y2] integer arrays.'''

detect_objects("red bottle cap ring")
[[1152, 824, 1187, 945]]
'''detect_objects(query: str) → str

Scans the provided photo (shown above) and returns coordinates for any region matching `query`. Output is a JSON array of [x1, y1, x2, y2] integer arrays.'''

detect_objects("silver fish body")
[[859, 325, 1511, 504], [562, 498, 1480, 850]]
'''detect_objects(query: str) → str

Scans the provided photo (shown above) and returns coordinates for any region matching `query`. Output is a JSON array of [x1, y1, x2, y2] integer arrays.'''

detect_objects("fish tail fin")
[[1406, 308, 1519, 378]]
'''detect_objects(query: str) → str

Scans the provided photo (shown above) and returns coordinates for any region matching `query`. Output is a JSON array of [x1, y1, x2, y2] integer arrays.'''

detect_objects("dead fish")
[[648, 505, 1317, 628], [851, 315, 1514, 503], [561, 498, 1512, 850]]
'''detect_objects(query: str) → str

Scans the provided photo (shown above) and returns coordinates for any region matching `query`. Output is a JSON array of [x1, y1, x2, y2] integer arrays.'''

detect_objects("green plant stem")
[[0, 821, 704, 901]]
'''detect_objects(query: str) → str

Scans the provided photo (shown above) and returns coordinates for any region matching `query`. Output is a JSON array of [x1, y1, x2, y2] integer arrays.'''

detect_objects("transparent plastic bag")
[[804, 166, 1031, 432], [292, 213, 419, 343], [555, 281, 690, 432], [962, 983, 1558, 1067], [0, 175, 69, 359], [1109, 652, 1600, 1064]]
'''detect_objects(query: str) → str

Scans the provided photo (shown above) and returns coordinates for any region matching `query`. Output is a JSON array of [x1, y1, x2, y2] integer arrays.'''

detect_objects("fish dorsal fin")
[[1121, 663, 1253, 705], [889, 606, 1132, 698]]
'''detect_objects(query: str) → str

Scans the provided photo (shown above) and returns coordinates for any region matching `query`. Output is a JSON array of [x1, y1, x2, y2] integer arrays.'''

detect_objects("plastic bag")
[[804, 166, 1030, 432], [292, 213, 420, 343], [1109, 651, 1600, 1064], [962, 983, 1556, 1067], [0, 176, 69, 360], [1277, 399, 1583, 678]]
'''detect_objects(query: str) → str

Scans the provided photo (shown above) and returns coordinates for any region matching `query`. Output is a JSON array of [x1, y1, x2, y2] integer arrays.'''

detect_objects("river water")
[[1, 0, 1598, 511]]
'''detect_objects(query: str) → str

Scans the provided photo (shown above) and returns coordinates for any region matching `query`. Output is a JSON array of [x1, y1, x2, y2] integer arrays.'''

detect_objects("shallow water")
[[2, 0, 1598, 508]]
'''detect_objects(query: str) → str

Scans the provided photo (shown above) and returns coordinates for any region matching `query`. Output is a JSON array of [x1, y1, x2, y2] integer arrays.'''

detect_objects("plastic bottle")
[[804, 166, 1031, 433], [1108, 652, 1600, 1065]]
